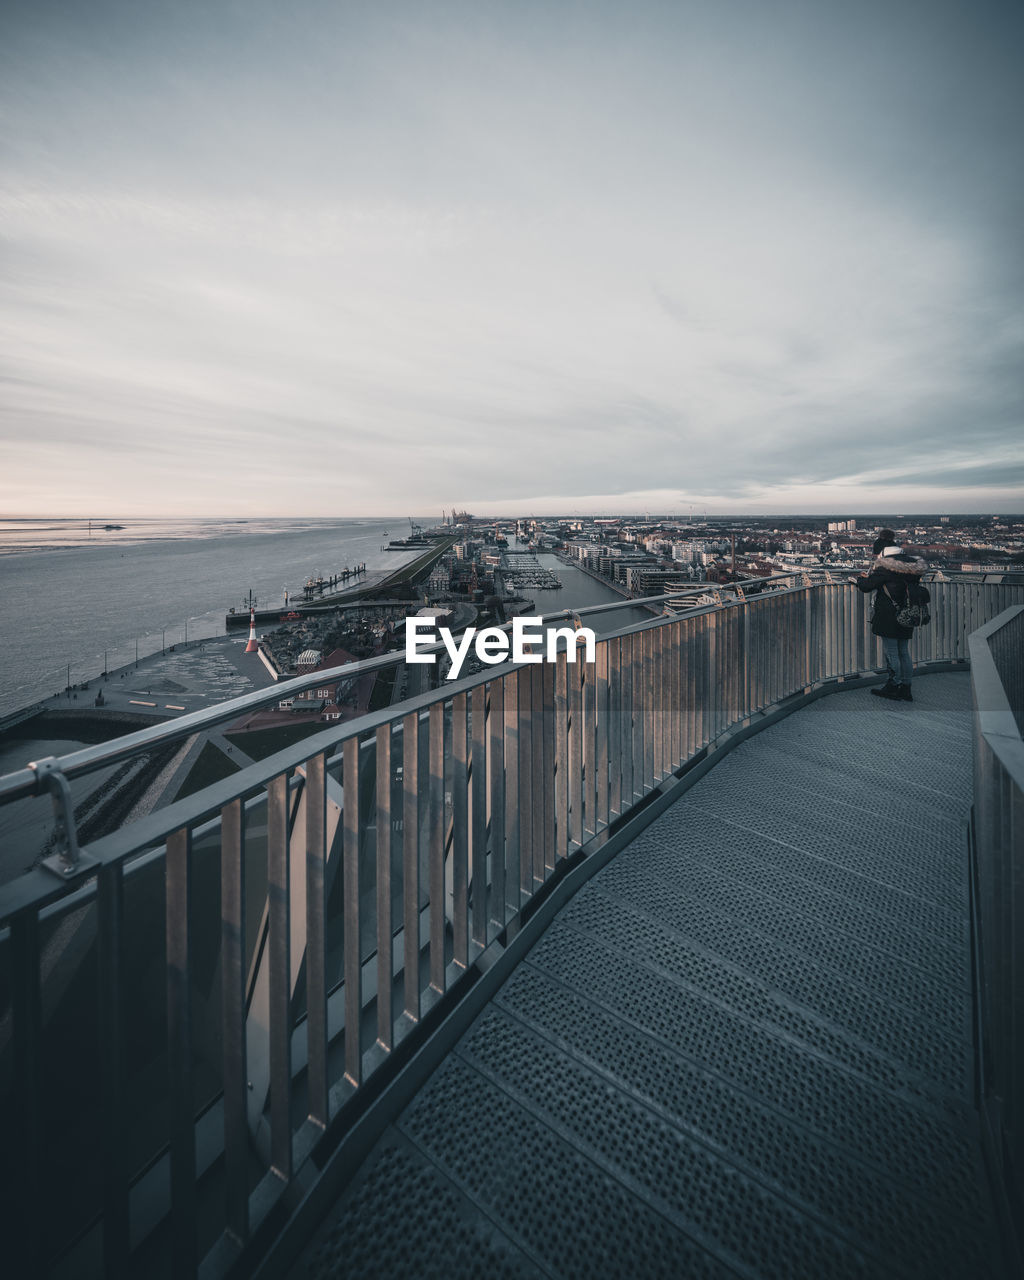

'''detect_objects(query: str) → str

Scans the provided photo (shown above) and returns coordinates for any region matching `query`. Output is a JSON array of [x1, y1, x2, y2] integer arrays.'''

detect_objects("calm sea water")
[[0, 516, 409, 716]]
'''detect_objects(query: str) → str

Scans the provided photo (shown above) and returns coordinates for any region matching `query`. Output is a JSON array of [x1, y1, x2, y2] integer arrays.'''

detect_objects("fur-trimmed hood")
[[872, 553, 927, 575]]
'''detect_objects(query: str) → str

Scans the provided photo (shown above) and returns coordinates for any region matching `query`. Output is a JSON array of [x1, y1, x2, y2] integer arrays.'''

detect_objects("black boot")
[[895, 684, 913, 701], [871, 679, 899, 699]]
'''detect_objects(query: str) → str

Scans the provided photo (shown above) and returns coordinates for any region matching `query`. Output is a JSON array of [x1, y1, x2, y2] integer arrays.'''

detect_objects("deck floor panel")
[[298, 673, 1005, 1279]]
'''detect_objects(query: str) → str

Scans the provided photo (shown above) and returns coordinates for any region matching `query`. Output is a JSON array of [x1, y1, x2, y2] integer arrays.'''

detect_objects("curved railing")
[[1, 575, 1022, 1278], [968, 605, 1024, 1262]]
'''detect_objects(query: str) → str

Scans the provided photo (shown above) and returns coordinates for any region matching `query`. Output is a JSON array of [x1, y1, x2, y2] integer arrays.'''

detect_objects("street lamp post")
[[161, 630, 165, 654]]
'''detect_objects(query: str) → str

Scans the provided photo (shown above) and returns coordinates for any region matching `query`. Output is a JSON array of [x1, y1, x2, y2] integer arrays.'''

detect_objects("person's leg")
[[899, 639, 913, 684], [896, 638, 914, 699], [881, 637, 898, 679], [873, 637, 901, 697]]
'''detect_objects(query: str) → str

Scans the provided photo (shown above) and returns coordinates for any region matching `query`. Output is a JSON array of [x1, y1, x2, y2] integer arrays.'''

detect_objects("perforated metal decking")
[[298, 674, 1007, 1280]]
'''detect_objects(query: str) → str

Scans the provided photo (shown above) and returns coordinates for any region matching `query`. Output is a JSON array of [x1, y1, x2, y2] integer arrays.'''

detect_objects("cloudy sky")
[[1, 0, 1021, 517]]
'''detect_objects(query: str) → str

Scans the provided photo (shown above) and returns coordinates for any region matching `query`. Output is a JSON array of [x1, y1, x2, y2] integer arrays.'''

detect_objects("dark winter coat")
[[857, 552, 928, 639]]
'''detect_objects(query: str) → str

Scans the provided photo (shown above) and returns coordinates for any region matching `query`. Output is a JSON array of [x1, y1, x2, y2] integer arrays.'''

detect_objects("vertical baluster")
[[635, 628, 645, 799], [682, 616, 691, 762], [375, 727, 392, 1050], [631, 629, 642, 796], [696, 613, 707, 749], [656, 624, 667, 780], [488, 682, 506, 935], [595, 638, 610, 830], [569, 649, 583, 848], [554, 654, 569, 860], [428, 703, 445, 993], [504, 670, 523, 909], [670, 619, 681, 771], [452, 692, 469, 968], [221, 799, 250, 1243], [166, 825, 196, 1278], [402, 711, 421, 1022], [516, 666, 532, 895], [11, 910, 42, 1278], [703, 611, 712, 742], [342, 742, 362, 1084], [304, 757, 328, 1127], [531, 665, 547, 884], [731, 606, 741, 723], [607, 636, 621, 820], [98, 862, 129, 1273], [614, 632, 627, 812], [267, 773, 292, 1175], [541, 662, 556, 874], [471, 684, 488, 944], [708, 610, 719, 744], [648, 627, 658, 782], [583, 635, 599, 832], [637, 629, 648, 795]]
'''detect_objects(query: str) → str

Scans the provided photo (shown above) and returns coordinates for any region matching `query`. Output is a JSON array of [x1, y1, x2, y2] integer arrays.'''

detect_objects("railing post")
[[595, 637, 610, 830], [304, 756, 329, 1127], [375, 727, 393, 1050], [267, 773, 293, 1178], [605, 636, 620, 822], [530, 665, 546, 886], [10, 910, 43, 1278], [166, 825, 196, 1279], [504, 670, 523, 909], [488, 682, 507, 934], [221, 798, 250, 1244], [402, 710, 422, 1022], [428, 703, 445, 994], [471, 683, 488, 943], [98, 862, 129, 1275], [554, 654, 569, 861], [452, 693, 469, 967], [343, 745, 362, 1082]]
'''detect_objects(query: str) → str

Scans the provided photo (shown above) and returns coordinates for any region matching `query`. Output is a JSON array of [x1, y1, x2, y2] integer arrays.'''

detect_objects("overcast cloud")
[[1, 0, 1021, 516]]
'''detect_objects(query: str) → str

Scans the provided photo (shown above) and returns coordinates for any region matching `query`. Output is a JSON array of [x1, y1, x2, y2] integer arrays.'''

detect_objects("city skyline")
[[2, 0, 1022, 518]]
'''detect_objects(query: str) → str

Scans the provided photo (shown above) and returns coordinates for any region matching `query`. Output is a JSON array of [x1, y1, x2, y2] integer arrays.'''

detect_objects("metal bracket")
[[31, 757, 99, 881]]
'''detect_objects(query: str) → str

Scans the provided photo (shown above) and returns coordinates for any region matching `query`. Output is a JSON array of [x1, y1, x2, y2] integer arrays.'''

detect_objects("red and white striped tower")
[[244, 607, 259, 653]]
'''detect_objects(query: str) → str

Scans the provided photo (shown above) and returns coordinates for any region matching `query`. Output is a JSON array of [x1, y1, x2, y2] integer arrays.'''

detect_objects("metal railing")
[[1, 575, 1021, 1278], [968, 605, 1024, 1255]]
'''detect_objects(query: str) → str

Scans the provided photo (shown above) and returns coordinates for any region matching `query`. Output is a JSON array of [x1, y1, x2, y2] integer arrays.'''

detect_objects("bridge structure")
[[0, 575, 1021, 1278]]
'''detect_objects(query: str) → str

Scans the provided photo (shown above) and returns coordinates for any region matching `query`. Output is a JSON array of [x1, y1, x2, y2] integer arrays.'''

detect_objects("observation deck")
[[0, 576, 1021, 1279], [300, 672, 999, 1279]]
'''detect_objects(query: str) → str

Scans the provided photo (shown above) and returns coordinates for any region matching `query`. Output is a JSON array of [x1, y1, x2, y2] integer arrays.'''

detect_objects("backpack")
[[886, 580, 931, 628]]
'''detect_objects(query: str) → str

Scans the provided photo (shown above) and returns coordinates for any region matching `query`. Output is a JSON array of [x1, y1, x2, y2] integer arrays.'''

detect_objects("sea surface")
[[0, 516, 411, 717]]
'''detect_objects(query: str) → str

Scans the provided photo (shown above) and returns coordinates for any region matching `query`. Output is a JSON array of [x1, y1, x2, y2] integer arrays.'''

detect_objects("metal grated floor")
[[297, 674, 1007, 1280]]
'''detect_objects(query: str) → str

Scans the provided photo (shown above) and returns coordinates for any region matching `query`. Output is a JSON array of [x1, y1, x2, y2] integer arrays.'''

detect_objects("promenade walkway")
[[296, 673, 1006, 1279]]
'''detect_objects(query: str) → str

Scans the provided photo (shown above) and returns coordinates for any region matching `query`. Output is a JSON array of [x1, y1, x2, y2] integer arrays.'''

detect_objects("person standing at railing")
[[857, 530, 928, 702]]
